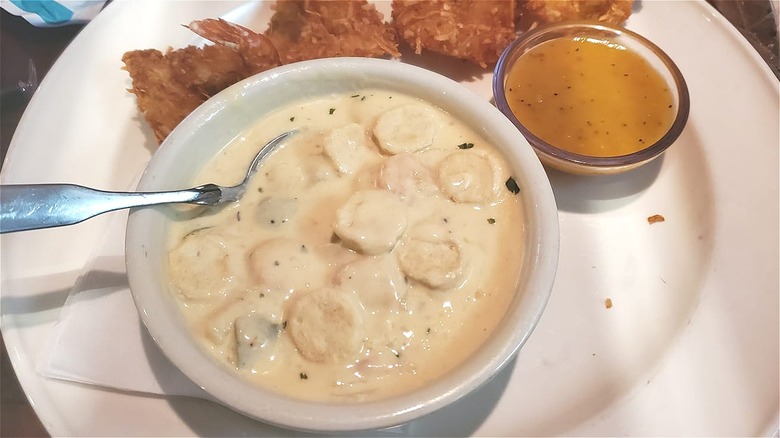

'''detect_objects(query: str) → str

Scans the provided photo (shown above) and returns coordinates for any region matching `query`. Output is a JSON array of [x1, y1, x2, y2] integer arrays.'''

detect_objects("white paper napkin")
[[36, 212, 209, 399]]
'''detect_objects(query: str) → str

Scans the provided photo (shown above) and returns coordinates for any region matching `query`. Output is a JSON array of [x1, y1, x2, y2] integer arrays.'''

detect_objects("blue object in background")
[[1, 0, 106, 27], [9, 0, 73, 24]]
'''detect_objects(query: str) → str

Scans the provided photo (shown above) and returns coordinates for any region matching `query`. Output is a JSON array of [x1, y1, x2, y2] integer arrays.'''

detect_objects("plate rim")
[[1, 0, 778, 436]]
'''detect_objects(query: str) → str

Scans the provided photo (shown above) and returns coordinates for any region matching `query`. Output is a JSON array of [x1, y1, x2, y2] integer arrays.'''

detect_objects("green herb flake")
[[350, 94, 360, 98], [299, 372, 308, 380], [457, 142, 475, 149], [360, 96, 366, 101], [487, 218, 496, 224], [329, 108, 336, 115], [505, 176, 520, 195], [289, 116, 295, 122]]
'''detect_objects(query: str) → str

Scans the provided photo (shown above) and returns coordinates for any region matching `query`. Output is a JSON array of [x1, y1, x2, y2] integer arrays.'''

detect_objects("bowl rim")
[[493, 21, 691, 168], [125, 57, 560, 432]]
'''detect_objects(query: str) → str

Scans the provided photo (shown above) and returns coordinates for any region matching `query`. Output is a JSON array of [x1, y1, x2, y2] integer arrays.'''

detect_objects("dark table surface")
[[0, 2, 778, 436]]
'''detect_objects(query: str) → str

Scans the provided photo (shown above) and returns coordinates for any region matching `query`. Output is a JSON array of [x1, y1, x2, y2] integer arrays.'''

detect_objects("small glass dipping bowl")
[[493, 22, 690, 175]]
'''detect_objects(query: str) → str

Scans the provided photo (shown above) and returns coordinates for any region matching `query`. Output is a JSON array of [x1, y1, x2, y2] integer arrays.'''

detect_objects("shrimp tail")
[[187, 18, 281, 73]]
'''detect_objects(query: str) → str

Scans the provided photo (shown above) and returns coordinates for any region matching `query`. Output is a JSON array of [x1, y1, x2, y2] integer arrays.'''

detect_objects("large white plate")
[[1, 0, 778, 435]]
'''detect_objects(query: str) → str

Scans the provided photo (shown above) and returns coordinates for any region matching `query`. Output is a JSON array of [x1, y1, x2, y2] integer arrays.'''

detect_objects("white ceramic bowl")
[[125, 57, 559, 432]]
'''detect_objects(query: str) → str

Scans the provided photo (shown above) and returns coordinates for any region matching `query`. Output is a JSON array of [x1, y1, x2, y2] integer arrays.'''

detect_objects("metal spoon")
[[0, 130, 296, 234]]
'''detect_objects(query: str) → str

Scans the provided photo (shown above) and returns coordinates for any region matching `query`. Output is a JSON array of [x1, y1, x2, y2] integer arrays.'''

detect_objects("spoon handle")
[[0, 184, 220, 234]]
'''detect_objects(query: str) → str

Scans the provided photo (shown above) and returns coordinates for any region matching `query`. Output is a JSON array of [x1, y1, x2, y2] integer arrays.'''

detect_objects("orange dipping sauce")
[[505, 36, 676, 157]]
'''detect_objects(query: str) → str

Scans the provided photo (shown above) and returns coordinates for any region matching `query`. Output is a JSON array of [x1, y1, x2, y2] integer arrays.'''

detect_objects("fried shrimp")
[[264, 0, 400, 63], [122, 19, 281, 143], [391, 0, 517, 68], [122, 49, 208, 144], [519, 0, 634, 29], [123, 4, 398, 144]]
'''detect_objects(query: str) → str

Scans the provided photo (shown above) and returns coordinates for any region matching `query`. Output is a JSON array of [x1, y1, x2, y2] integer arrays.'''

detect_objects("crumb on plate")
[[647, 214, 665, 224]]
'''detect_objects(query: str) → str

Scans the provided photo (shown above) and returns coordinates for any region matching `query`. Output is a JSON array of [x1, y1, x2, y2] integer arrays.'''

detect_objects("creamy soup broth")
[[166, 90, 525, 402]]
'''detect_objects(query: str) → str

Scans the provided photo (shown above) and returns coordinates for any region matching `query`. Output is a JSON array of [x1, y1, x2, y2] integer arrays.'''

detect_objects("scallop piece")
[[438, 151, 496, 204], [287, 288, 365, 363], [397, 237, 466, 290], [323, 123, 378, 175], [336, 255, 407, 311], [378, 153, 439, 198], [373, 104, 438, 155], [334, 190, 407, 255], [247, 238, 325, 293], [235, 314, 281, 371], [168, 228, 234, 300]]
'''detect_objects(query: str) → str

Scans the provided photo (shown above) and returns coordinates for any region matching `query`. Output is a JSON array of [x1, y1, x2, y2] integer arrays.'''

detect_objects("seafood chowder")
[[166, 90, 525, 402]]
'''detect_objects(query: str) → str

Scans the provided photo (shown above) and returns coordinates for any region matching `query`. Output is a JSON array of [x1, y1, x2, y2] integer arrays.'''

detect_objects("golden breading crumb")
[[647, 214, 665, 224], [605, 297, 613, 309]]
